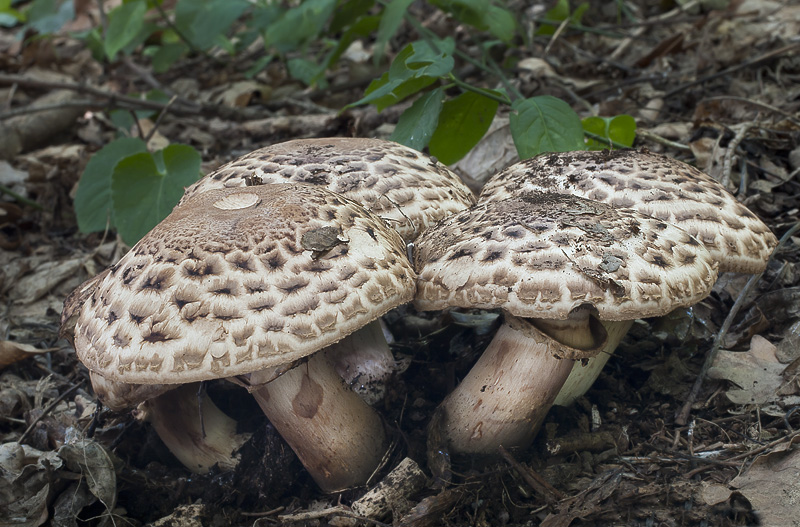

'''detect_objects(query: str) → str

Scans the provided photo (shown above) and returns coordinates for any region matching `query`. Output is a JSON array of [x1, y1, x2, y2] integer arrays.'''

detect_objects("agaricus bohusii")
[[479, 149, 778, 404], [414, 192, 718, 454], [178, 137, 475, 400], [64, 184, 416, 491]]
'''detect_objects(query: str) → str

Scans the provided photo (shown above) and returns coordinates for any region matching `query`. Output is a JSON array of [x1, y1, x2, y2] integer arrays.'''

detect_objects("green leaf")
[[174, 0, 250, 51], [347, 39, 454, 110], [537, 0, 589, 35], [583, 114, 637, 150], [74, 138, 147, 234], [104, 0, 147, 60], [431, 0, 515, 42], [111, 144, 202, 245], [147, 42, 188, 73], [24, 0, 74, 34], [362, 73, 438, 112], [510, 96, 585, 159], [264, 0, 337, 53], [374, 0, 413, 61], [536, 0, 569, 36], [0, 0, 26, 27], [483, 4, 516, 42], [429, 90, 499, 165], [330, 0, 374, 33], [390, 87, 445, 150], [288, 57, 328, 87]]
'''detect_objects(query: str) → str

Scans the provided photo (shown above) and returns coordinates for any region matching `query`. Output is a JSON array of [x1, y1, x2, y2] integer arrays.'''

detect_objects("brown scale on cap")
[[178, 137, 476, 241], [479, 149, 777, 273], [415, 192, 719, 328], [70, 183, 415, 385]]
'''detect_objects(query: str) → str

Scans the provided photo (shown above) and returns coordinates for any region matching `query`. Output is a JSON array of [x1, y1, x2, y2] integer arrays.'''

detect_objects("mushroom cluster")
[[62, 137, 479, 492], [480, 149, 778, 405], [413, 148, 777, 456], [62, 139, 778, 491], [414, 192, 718, 453]]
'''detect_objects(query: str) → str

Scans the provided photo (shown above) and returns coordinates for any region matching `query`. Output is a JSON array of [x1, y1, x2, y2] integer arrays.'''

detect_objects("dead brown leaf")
[[0, 340, 49, 369], [730, 436, 800, 527], [707, 335, 799, 411]]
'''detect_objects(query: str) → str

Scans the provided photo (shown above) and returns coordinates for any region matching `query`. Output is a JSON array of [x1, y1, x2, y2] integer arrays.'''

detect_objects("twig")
[[543, 17, 572, 57], [636, 129, 692, 152], [499, 445, 565, 503], [721, 122, 755, 189], [0, 73, 199, 112], [0, 73, 255, 121], [584, 131, 630, 150], [276, 506, 391, 526], [675, 221, 800, 425], [610, 1, 698, 60], [18, 383, 81, 444], [144, 95, 179, 143], [684, 428, 800, 478], [702, 96, 800, 126], [665, 42, 800, 98], [0, 183, 44, 210]]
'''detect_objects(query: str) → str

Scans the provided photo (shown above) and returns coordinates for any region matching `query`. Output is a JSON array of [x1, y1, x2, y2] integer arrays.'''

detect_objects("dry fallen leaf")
[[707, 335, 786, 406], [0, 340, 49, 369], [730, 436, 800, 527]]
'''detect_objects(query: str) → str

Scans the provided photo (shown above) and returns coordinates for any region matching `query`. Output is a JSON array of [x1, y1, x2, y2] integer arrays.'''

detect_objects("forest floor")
[[1, 1, 800, 526]]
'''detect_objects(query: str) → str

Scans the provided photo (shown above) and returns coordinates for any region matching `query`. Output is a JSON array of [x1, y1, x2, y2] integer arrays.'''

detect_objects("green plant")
[[74, 138, 201, 245], [14, 0, 635, 243]]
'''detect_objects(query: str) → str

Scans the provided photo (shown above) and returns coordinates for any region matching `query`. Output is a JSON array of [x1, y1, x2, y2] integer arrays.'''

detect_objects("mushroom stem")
[[553, 320, 635, 406], [440, 310, 605, 455], [325, 320, 395, 405], [250, 351, 388, 492], [138, 383, 249, 473]]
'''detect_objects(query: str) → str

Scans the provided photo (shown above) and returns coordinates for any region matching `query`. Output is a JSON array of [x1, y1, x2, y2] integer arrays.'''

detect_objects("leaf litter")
[[1, 1, 800, 525]]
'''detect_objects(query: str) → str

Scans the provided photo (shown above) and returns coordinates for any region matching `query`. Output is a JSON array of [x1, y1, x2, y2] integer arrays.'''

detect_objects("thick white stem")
[[553, 319, 634, 406], [251, 351, 387, 492], [440, 322, 569, 454], [140, 383, 249, 473], [439, 310, 606, 455], [325, 320, 395, 405]]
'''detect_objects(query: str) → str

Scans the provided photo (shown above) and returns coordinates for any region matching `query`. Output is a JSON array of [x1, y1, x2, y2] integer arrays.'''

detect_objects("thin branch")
[[675, 220, 800, 425], [18, 383, 82, 444], [447, 75, 511, 105], [0, 184, 44, 210], [665, 42, 800, 98]]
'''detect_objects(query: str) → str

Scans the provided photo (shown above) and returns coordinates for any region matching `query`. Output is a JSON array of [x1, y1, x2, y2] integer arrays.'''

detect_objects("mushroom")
[[178, 137, 475, 401], [414, 192, 718, 454], [478, 149, 778, 404], [65, 183, 416, 491], [179, 137, 476, 243]]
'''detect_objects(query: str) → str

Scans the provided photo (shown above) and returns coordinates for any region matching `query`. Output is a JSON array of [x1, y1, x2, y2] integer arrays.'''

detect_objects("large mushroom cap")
[[479, 149, 777, 273], [414, 192, 718, 321], [71, 184, 416, 384], [178, 138, 475, 241]]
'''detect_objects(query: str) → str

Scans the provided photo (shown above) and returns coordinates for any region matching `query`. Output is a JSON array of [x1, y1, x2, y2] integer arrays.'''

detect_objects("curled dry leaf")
[[729, 435, 800, 527], [0, 340, 49, 369], [0, 442, 63, 527], [708, 335, 800, 412]]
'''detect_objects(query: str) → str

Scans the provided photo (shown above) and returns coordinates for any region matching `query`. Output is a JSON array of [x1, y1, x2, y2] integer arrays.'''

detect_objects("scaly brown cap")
[[414, 192, 718, 321], [178, 138, 475, 242], [68, 184, 416, 384], [479, 149, 777, 273]]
